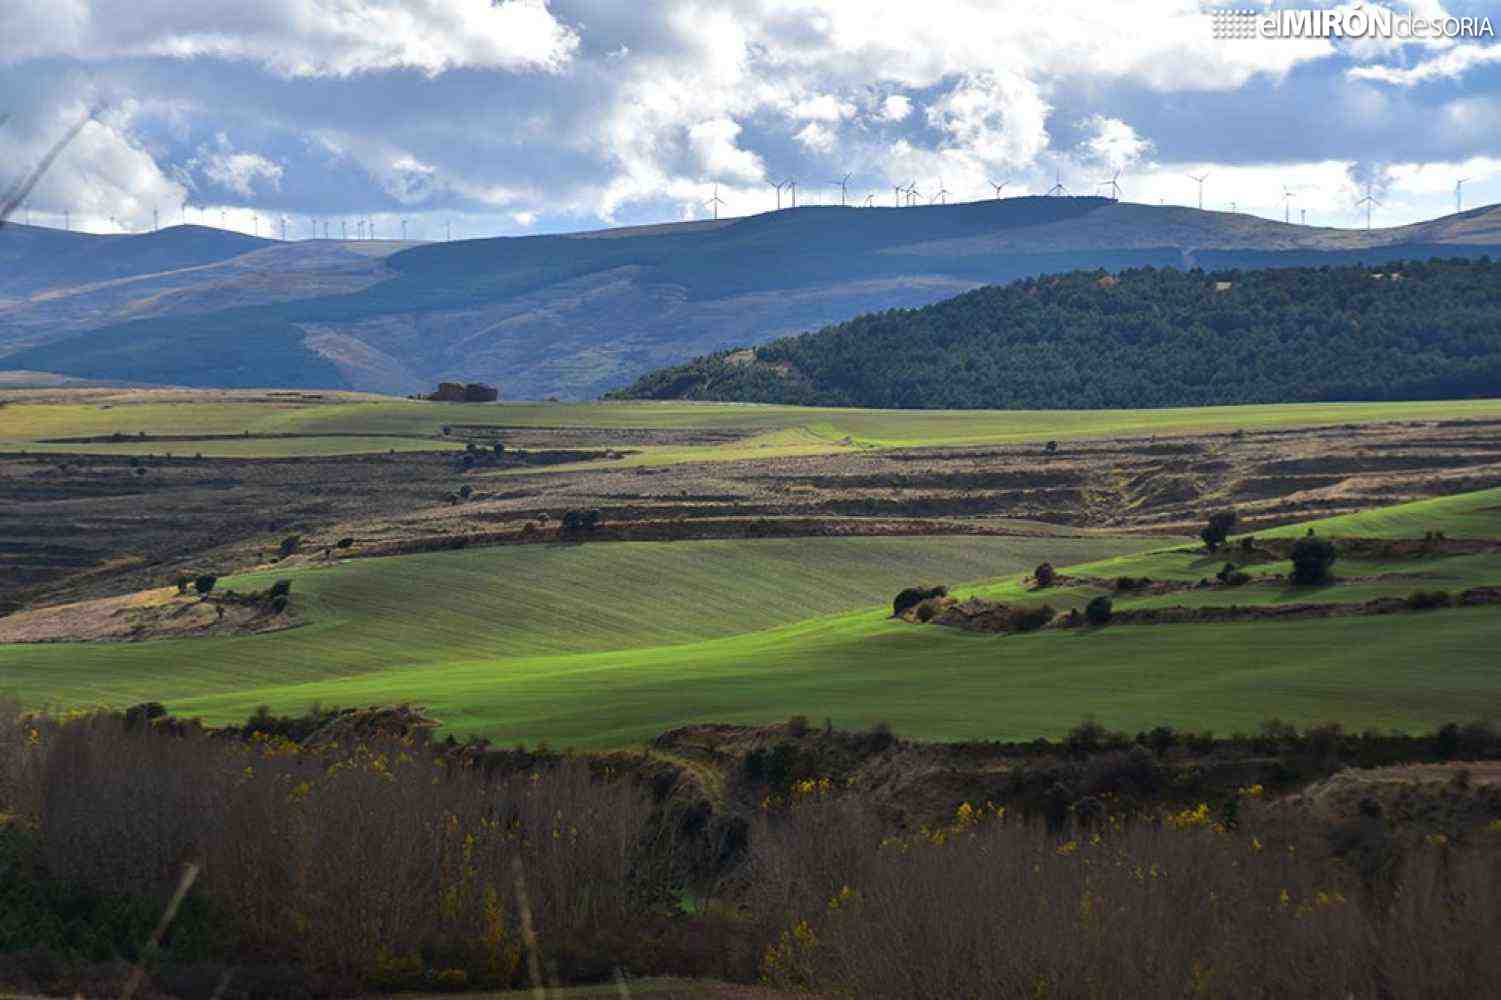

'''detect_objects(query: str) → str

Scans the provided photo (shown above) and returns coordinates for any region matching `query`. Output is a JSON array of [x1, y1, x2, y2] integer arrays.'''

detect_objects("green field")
[[0, 535, 1155, 728], [5, 395, 1501, 461], [5, 488, 1501, 746]]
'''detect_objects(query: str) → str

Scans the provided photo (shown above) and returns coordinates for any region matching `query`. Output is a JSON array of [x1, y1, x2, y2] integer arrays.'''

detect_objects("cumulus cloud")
[[879, 94, 913, 122], [794, 122, 838, 153], [788, 93, 857, 121], [1349, 44, 1501, 87], [1079, 115, 1153, 172], [0, 0, 579, 76], [925, 72, 1052, 167], [190, 132, 284, 198]]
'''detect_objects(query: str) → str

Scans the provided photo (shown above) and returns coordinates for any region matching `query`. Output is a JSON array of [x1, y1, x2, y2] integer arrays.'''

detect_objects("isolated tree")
[[1200, 509, 1238, 550], [1084, 595, 1113, 626], [1034, 562, 1057, 588], [193, 574, 217, 595], [1290, 533, 1337, 585]]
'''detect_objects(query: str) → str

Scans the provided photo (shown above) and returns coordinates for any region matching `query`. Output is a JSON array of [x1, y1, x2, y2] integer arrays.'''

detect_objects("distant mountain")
[[0, 224, 272, 298], [611, 258, 1501, 409], [4, 199, 1501, 398]]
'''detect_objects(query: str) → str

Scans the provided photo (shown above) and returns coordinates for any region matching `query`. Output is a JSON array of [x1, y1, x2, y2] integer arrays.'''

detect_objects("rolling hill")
[[612, 258, 1501, 408], [4, 198, 1501, 399]]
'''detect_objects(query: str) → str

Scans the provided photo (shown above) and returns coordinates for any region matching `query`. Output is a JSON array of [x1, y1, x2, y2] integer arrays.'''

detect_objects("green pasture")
[[0, 534, 1150, 716], [4, 394, 1500, 462], [5, 488, 1501, 746]]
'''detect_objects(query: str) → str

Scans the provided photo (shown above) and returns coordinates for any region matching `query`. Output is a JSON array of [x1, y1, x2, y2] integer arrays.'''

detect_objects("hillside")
[[611, 258, 1501, 409], [4, 199, 1501, 398]]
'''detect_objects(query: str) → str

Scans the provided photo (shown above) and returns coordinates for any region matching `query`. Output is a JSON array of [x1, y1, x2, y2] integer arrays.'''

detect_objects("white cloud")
[[1349, 44, 1501, 86], [879, 94, 913, 122], [192, 133, 283, 197], [688, 119, 766, 184], [512, 210, 537, 226], [925, 72, 1051, 167], [1079, 115, 1153, 172], [794, 122, 837, 153], [0, 0, 579, 77], [788, 93, 856, 121]]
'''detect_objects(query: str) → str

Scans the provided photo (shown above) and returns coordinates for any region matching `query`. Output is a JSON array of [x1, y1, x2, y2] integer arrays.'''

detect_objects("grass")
[[1253, 486, 1501, 540], [5, 395, 1501, 461], [0, 534, 1152, 720], [5, 487, 1501, 747]]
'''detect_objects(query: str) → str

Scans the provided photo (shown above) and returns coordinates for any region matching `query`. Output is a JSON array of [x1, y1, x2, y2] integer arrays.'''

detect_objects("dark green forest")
[[608, 259, 1501, 409]]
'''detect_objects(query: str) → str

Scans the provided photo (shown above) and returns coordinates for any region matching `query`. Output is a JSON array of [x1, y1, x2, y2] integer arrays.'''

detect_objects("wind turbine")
[[831, 172, 851, 206], [990, 180, 1008, 199], [445, 221, 451, 241], [931, 179, 950, 204], [783, 178, 797, 208], [1099, 169, 1122, 201], [400, 218, 408, 240], [1046, 168, 1067, 197], [864, 193, 874, 207], [153, 206, 159, 232], [1456, 177, 1470, 213], [769, 179, 785, 211], [705, 183, 726, 220], [1281, 186, 1296, 224], [1355, 186, 1381, 230], [906, 182, 921, 207], [252, 214, 258, 238], [1188, 173, 1208, 210], [893, 184, 904, 207]]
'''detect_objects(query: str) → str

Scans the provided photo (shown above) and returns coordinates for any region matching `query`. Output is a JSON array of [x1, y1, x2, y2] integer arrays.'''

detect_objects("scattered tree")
[[193, 574, 217, 595], [1034, 562, 1056, 588], [1290, 533, 1337, 585], [893, 585, 947, 617], [1200, 509, 1238, 551], [1084, 595, 1113, 626]]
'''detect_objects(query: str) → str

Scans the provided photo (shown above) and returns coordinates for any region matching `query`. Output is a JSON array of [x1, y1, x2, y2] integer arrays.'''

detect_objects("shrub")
[[1239, 535, 1257, 553], [1115, 576, 1151, 592], [1084, 595, 1113, 626], [269, 595, 289, 614], [787, 715, 811, 737], [1290, 534, 1337, 585], [561, 509, 604, 533], [1406, 589, 1452, 610], [1044, 440, 1058, 453], [279, 535, 301, 558], [493, 441, 506, 456], [1034, 562, 1056, 588], [458, 484, 473, 499], [866, 721, 896, 751], [335, 537, 354, 549], [892, 585, 946, 617], [1216, 562, 1251, 586], [268, 579, 292, 599], [914, 598, 943, 622], [1009, 604, 1056, 632], [1199, 509, 1238, 550], [175, 574, 191, 595], [193, 574, 217, 595]]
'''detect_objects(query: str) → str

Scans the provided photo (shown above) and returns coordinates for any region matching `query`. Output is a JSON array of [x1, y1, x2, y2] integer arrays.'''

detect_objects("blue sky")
[[2, 0, 1498, 238]]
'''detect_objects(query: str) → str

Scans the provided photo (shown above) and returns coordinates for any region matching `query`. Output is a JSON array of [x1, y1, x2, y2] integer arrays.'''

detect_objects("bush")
[[914, 598, 943, 622], [1009, 604, 1056, 632], [1200, 509, 1238, 550], [1216, 562, 1251, 586], [1290, 534, 1337, 585], [787, 715, 811, 737], [493, 442, 506, 456], [279, 535, 301, 558], [269, 595, 289, 614], [458, 484, 473, 499], [175, 574, 191, 595], [193, 574, 217, 595], [1115, 576, 1151, 592], [1084, 595, 1113, 626], [268, 579, 292, 599], [1034, 562, 1056, 588], [335, 537, 354, 549], [1406, 589, 1452, 610], [561, 509, 604, 533], [892, 585, 947, 617]]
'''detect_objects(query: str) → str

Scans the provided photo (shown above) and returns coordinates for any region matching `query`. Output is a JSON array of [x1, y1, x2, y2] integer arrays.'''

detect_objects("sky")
[[2, 0, 1499, 239]]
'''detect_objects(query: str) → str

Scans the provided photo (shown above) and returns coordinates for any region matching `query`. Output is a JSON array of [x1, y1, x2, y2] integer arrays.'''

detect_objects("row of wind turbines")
[[705, 168, 1478, 231]]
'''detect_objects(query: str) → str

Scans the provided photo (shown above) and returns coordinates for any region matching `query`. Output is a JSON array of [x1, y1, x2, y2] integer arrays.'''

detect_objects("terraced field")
[[0, 534, 1155, 724], [7, 389, 1501, 461], [5, 489, 1500, 747]]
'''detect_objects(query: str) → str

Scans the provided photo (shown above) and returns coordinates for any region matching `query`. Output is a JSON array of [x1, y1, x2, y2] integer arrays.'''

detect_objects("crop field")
[[0, 534, 1155, 718], [7, 389, 1501, 461], [5, 488, 1501, 746]]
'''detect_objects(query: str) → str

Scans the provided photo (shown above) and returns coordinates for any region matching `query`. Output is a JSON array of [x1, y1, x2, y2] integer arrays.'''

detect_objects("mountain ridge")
[[4, 198, 1500, 398]]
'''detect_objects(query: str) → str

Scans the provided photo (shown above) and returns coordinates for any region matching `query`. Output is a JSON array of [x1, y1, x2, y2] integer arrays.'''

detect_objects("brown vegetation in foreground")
[[3, 706, 1501, 998]]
